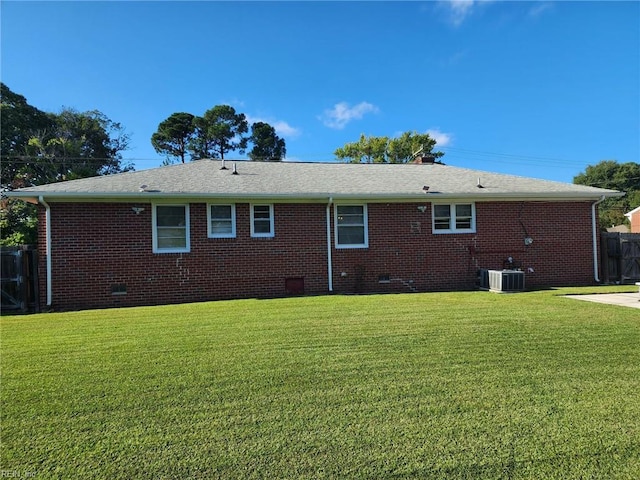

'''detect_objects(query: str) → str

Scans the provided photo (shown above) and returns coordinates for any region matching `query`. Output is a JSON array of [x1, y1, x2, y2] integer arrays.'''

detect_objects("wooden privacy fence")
[[601, 233, 640, 284], [1, 246, 40, 314]]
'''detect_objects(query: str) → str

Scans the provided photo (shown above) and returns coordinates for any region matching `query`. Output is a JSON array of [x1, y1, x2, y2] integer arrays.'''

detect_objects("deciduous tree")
[[24, 108, 131, 184], [0, 84, 132, 245], [387, 132, 443, 164], [334, 131, 444, 164], [574, 160, 640, 229], [1, 83, 54, 186], [334, 134, 388, 164]]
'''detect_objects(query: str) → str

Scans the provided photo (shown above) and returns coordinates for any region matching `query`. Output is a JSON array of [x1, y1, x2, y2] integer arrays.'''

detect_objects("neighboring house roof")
[[607, 224, 631, 233], [7, 160, 623, 202], [624, 206, 640, 218]]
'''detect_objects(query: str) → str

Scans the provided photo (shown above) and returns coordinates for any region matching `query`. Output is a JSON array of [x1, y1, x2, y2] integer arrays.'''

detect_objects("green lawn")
[[1, 288, 639, 479]]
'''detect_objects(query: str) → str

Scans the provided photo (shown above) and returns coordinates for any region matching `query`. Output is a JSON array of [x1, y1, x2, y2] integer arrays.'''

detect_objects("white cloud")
[[528, 2, 553, 18], [446, 49, 467, 66], [270, 120, 301, 138], [221, 98, 246, 109], [444, 0, 476, 26], [426, 128, 453, 147], [439, 0, 494, 26], [245, 115, 301, 138], [319, 101, 379, 130]]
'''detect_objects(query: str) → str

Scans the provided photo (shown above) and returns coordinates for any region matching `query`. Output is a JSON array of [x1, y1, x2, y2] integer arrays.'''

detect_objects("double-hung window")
[[432, 203, 475, 234], [251, 204, 274, 237], [153, 204, 190, 253], [335, 204, 368, 248], [208, 204, 236, 238]]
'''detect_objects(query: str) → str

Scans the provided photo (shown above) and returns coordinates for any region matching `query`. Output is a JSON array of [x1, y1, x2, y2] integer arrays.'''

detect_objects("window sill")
[[432, 230, 476, 235]]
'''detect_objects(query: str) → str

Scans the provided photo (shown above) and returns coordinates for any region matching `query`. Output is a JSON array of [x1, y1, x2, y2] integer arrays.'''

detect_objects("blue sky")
[[2, 1, 638, 183]]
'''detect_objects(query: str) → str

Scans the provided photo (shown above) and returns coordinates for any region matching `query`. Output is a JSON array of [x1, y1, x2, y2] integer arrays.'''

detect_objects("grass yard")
[[1, 288, 639, 479]]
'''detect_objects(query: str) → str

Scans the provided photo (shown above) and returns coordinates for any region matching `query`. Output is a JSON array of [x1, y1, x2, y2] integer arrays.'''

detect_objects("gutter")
[[326, 197, 333, 292], [6, 190, 625, 203], [592, 195, 606, 283], [39, 196, 52, 306]]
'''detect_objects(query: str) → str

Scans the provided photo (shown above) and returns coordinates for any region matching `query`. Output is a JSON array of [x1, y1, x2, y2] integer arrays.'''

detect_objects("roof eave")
[[625, 205, 640, 217], [5, 189, 624, 203]]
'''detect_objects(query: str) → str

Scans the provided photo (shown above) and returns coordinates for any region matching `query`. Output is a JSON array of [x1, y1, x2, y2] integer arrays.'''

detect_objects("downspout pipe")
[[38, 196, 52, 306], [592, 195, 606, 283], [326, 197, 333, 292]]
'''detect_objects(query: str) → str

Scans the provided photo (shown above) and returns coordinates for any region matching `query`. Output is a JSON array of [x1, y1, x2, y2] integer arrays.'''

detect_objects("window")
[[432, 203, 475, 234], [251, 204, 274, 237], [455, 204, 473, 230], [433, 205, 451, 231], [208, 204, 236, 238], [153, 204, 190, 253], [335, 204, 368, 248]]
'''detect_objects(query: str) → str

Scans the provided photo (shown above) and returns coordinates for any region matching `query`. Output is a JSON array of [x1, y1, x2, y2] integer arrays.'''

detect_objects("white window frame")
[[432, 202, 476, 234], [207, 203, 236, 238], [250, 204, 275, 238], [334, 204, 368, 249], [152, 203, 190, 253]]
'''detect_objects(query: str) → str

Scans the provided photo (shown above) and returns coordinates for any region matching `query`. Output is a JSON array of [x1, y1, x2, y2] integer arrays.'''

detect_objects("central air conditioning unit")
[[478, 269, 490, 290], [479, 269, 525, 293], [489, 269, 525, 292]]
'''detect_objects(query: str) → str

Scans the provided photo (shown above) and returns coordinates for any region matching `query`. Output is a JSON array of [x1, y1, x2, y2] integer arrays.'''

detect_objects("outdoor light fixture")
[[132, 206, 145, 215]]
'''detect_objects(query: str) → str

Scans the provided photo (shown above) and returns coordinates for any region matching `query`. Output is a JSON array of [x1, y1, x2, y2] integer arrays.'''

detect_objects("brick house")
[[625, 206, 640, 233], [7, 159, 622, 311]]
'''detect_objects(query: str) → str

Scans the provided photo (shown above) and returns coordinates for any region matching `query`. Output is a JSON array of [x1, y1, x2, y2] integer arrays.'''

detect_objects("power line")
[[3, 148, 637, 169]]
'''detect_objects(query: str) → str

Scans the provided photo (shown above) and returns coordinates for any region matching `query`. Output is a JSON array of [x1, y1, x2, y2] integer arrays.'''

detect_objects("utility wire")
[[3, 148, 637, 169]]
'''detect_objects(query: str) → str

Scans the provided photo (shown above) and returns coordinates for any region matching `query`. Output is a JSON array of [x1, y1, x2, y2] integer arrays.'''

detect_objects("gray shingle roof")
[[7, 160, 622, 201]]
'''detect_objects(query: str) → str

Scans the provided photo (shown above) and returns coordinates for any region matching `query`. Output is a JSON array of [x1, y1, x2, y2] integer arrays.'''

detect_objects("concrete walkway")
[[565, 292, 640, 309]]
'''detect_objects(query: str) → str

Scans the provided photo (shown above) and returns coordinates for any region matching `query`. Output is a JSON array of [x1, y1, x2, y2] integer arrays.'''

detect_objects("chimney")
[[412, 154, 436, 164]]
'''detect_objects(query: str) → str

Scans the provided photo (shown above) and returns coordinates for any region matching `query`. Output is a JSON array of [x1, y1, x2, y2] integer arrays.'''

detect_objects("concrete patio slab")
[[565, 292, 640, 309]]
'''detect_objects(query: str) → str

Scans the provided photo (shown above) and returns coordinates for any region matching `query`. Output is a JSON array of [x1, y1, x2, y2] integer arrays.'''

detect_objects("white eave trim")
[[625, 205, 640, 218], [5, 190, 624, 203]]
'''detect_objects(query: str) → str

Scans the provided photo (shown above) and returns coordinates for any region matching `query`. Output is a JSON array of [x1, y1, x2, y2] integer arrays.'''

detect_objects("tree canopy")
[[191, 105, 249, 160], [248, 122, 286, 161], [151, 106, 287, 163], [1, 83, 55, 186], [574, 160, 640, 229], [0, 83, 132, 245], [1, 84, 131, 188], [334, 131, 444, 164], [151, 112, 195, 164], [24, 108, 131, 184]]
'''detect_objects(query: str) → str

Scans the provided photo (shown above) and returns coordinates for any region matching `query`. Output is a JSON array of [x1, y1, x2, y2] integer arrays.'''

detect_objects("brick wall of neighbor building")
[[38, 200, 597, 310], [630, 210, 640, 233]]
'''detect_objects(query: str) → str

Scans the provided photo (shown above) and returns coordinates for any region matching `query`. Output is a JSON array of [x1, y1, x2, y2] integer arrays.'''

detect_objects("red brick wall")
[[630, 211, 640, 233], [331, 201, 597, 294], [37, 200, 598, 310]]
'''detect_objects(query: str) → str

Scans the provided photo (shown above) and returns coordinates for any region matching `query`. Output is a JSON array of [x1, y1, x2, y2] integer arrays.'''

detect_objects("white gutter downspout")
[[326, 197, 334, 292], [592, 195, 606, 283], [39, 196, 52, 306]]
